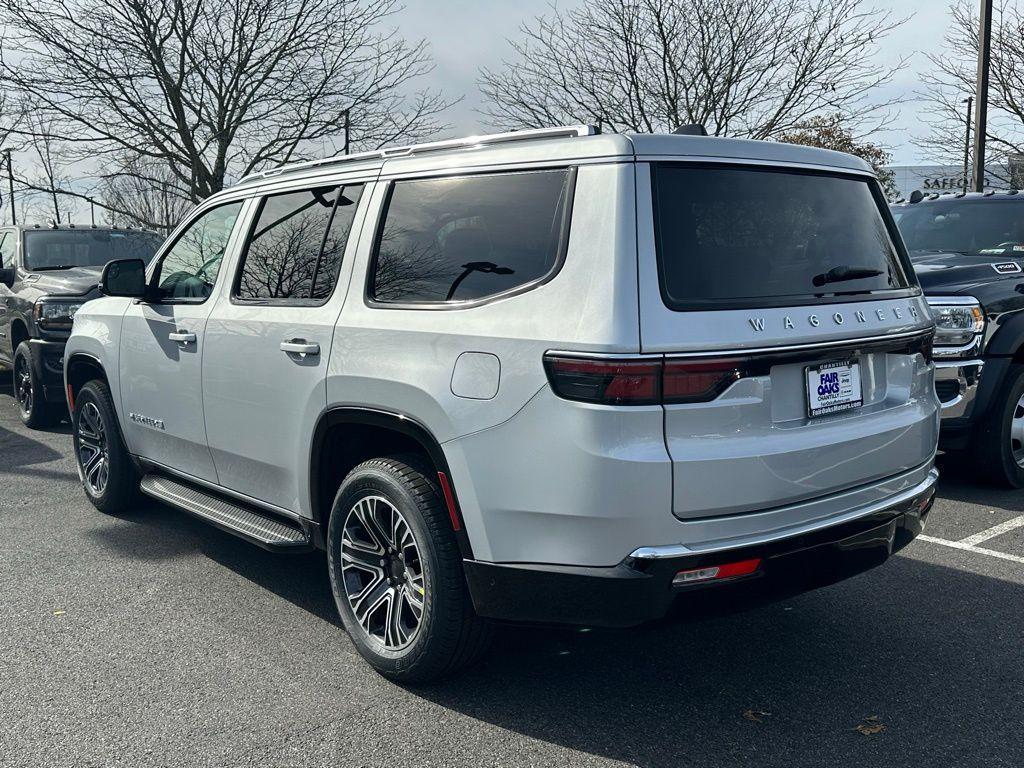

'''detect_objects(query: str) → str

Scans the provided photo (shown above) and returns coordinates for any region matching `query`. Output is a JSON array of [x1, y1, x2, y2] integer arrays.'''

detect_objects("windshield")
[[653, 164, 912, 309], [893, 200, 1024, 256], [24, 230, 162, 271]]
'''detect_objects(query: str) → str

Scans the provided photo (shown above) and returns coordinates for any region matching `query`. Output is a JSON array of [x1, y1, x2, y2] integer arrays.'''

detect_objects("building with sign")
[[888, 164, 1012, 200]]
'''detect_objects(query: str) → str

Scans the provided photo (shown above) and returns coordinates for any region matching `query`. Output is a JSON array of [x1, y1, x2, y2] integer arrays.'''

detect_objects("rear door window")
[[369, 169, 574, 304], [652, 164, 913, 310], [235, 184, 364, 303]]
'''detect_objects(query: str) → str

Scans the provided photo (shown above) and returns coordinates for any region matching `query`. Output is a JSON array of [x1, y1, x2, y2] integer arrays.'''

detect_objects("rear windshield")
[[893, 199, 1024, 257], [653, 164, 912, 310], [24, 230, 162, 271]]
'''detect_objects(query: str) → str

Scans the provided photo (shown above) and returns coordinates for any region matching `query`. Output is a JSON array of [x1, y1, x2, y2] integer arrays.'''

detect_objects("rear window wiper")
[[812, 266, 885, 288]]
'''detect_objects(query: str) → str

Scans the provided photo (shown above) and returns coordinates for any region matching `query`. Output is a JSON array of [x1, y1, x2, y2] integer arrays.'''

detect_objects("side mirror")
[[101, 258, 147, 298], [0, 266, 14, 289]]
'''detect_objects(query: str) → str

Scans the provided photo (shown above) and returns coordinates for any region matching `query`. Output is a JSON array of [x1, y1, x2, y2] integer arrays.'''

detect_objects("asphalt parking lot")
[[2, 382, 1023, 768]]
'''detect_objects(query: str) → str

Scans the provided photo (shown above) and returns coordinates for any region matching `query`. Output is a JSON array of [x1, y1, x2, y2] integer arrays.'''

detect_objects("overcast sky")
[[397, 0, 954, 165]]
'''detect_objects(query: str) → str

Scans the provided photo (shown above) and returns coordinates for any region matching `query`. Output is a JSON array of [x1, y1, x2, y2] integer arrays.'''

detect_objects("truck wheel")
[[327, 456, 490, 683], [974, 364, 1024, 488], [13, 342, 59, 428], [72, 380, 140, 514]]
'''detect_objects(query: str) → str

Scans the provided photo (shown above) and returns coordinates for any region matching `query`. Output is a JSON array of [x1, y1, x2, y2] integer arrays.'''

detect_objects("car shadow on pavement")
[[86, 495, 1024, 766], [408, 554, 1023, 767], [85, 499, 340, 625], [934, 452, 1024, 512]]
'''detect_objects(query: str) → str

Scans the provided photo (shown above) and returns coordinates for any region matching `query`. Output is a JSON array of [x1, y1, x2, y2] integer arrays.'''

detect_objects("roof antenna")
[[672, 124, 708, 136]]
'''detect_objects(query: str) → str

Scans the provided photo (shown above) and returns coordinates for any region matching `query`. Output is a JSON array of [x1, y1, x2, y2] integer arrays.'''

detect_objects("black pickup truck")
[[0, 225, 162, 427], [892, 190, 1024, 487]]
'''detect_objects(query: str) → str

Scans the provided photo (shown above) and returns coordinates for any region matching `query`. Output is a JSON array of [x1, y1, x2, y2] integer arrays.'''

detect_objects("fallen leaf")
[[53, 610, 66, 616], [854, 719, 886, 736], [743, 709, 771, 723]]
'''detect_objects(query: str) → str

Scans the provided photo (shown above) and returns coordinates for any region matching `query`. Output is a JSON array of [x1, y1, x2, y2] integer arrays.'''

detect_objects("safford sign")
[[889, 164, 1011, 199]]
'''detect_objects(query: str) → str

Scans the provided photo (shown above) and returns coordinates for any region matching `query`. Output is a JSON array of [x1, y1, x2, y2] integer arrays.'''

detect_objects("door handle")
[[169, 330, 197, 345], [280, 339, 320, 356]]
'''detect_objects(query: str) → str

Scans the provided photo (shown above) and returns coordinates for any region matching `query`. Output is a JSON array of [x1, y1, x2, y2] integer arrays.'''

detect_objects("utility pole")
[[4, 149, 14, 225], [972, 0, 994, 192], [962, 96, 973, 194], [344, 110, 350, 156]]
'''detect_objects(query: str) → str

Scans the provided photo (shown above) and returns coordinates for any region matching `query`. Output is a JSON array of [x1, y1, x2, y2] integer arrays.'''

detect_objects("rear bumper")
[[27, 338, 68, 404], [464, 468, 938, 627]]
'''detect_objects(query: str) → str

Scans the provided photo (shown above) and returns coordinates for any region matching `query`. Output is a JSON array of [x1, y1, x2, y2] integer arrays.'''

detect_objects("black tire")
[[327, 455, 490, 683], [973, 363, 1024, 488], [72, 379, 140, 514], [13, 342, 59, 428]]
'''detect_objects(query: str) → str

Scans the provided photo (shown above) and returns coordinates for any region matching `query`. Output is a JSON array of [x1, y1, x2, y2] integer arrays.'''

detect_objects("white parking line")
[[958, 515, 1024, 546], [918, 534, 1024, 565]]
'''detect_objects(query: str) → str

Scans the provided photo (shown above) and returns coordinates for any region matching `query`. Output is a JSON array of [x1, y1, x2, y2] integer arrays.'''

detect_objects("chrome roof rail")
[[237, 125, 599, 186]]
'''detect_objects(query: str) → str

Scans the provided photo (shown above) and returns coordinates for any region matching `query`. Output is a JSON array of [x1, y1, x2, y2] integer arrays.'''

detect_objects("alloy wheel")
[[77, 402, 110, 495], [340, 495, 426, 651], [14, 356, 33, 416]]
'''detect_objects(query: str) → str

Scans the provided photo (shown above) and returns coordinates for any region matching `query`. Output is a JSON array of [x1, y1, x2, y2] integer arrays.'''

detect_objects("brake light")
[[544, 354, 747, 405]]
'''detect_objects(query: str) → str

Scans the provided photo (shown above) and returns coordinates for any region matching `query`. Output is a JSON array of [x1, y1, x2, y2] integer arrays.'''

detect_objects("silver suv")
[[64, 126, 940, 682]]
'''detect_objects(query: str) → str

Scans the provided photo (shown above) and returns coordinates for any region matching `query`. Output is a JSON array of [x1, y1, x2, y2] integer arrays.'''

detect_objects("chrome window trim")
[[545, 327, 933, 361]]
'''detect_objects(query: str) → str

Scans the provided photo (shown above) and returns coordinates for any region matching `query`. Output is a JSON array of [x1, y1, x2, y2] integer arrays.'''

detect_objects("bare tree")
[[479, 0, 906, 139], [0, 0, 452, 207], [100, 155, 193, 232], [779, 113, 899, 199], [916, 0, 1024, 184]]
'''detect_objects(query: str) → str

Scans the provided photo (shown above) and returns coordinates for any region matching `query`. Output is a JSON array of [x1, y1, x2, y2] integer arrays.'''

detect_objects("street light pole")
[[972, 0, 994, 192], [962, 96, 973, 194], [3, 149, 14, 225]]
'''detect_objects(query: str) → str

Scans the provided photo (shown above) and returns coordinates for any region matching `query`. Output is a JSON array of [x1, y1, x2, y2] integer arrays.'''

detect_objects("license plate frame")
[[806, 360, 863, 418]]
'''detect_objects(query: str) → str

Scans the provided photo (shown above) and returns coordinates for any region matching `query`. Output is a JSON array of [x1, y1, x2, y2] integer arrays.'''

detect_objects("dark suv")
[[893, 190, 1024, 486], [0, 225, 162, 427]]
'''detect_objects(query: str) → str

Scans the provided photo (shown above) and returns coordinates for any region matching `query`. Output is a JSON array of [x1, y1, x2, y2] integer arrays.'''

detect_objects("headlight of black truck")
[[927, 296, 985, 358], [33, 298, 86, 332]]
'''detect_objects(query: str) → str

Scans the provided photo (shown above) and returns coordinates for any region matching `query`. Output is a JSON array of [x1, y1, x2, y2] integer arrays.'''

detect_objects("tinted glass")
[[371, 169, 572, 303], [653, 165, 910, 309], [23, 230, 161, 271], [893, 200, 1024, 256], [313, 185, 363, 300], [156, 202, 243, 301], [236, 185, 362, 301], [0, 233, 13, 268]]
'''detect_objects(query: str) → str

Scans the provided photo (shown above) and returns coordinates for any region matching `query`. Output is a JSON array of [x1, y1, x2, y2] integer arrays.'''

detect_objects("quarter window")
[[235, 184, 364, 302], [155, 202, 243, 302], [370, 169, 574, 304]]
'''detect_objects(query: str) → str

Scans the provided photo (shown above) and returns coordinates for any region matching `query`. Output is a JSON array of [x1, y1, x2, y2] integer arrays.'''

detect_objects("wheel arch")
[[309, 407, 473, 558], [9, 316, 29, 351], [66, 352, 108, 409]]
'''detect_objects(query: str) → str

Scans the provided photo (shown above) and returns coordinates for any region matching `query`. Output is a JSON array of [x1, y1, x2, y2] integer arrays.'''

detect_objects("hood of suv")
[[25, 265, 104, 298], [911, 251, 1024, 295]]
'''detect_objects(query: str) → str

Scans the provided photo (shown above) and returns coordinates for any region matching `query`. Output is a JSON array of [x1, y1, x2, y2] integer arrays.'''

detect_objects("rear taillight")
[[544, 354, 747, 405], [541, 357, 662, 405], [662, 358, 745, 403]]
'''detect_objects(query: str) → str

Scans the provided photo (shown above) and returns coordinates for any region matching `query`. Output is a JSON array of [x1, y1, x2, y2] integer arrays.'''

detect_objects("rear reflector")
[[673, 558, 761, 586], [436, 471, 462, 532]]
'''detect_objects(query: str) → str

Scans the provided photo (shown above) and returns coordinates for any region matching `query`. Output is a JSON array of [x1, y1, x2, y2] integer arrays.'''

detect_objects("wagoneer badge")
[[129, 413, 165, 430], [748, 303, 920, 333]]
